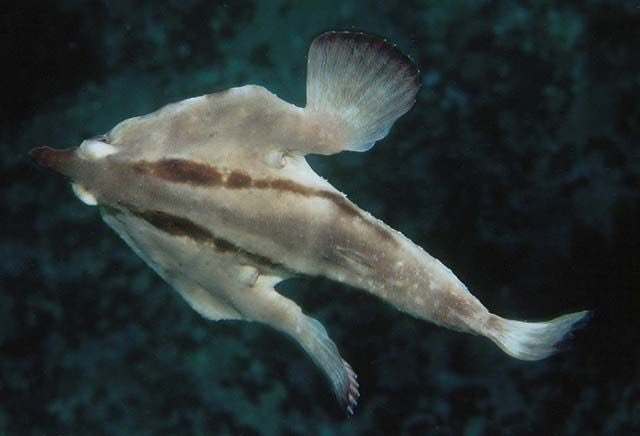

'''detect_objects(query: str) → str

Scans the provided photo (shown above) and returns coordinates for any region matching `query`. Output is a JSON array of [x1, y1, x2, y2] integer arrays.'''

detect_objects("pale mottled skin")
[[31, 32, 589, 414], [33, 84, 487, 410], [58, 86, 489, 335]]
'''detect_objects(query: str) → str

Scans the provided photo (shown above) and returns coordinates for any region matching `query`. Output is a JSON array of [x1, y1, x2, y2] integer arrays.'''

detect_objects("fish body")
[[32, 31, 589, 414]]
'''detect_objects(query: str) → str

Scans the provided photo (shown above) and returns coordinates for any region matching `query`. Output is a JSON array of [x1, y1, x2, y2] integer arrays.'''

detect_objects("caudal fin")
[[305, 31, 420, 153], [487, 310, 591, 360]]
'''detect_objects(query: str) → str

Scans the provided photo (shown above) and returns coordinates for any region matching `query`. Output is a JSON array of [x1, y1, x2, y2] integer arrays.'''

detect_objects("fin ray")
[[228, 278, 359, 414], [487, 310, 591, 360], [305, 31, 420, 154]]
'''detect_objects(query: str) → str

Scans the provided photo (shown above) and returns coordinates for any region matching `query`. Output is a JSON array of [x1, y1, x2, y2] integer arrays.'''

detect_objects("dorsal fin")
[[304, 31, 420, 154], [101, 32, 420, 164]]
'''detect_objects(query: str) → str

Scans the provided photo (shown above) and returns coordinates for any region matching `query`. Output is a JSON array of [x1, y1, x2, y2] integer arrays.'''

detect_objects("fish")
[[31, 31, 590, 415]]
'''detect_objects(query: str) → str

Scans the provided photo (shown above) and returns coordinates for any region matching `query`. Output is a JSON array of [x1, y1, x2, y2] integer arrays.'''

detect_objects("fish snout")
[[30, 146, 78, 176], [31, 145, 101, 206]]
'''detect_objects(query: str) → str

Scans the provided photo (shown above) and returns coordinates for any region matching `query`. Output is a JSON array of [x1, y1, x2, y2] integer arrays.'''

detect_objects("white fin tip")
[[78, 139, 118, 159], [71, 183, 98, 206]]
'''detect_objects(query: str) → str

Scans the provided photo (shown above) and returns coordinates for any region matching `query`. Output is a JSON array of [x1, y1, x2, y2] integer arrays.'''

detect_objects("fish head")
[[31, 136, 119, 206]]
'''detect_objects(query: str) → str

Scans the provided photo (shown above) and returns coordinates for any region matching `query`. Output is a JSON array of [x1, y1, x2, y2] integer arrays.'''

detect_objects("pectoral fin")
[[164, 275, 241, 321], [227, 276, 359, 414], [100, 206, 242, 321]]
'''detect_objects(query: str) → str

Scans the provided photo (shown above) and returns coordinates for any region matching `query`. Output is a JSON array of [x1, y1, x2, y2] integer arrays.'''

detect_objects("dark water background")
[[2, 1, 639, 435]]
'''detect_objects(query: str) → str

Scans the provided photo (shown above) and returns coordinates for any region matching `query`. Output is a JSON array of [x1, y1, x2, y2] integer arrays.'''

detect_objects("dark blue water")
[[2, 1, 638, 435]]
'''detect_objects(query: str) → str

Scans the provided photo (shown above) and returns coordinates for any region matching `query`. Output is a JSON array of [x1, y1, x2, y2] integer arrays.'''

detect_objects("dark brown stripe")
[[135, 159, 393, 241], [317, 191, 360, 217], [134, 159, 222, 185], [226, 170, 252, 188], [135, 160, 357, 214], [268, 178, 312, 195], [110, 205, 290, 273], [223, 171, 362, 218], [134, 210, 214, 242]]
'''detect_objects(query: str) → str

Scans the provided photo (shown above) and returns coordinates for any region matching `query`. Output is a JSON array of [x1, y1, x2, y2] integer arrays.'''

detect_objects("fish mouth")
[[30, 146, 77, 175]]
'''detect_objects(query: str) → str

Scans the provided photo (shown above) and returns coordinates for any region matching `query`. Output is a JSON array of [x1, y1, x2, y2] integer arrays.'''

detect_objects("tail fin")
[[305, 31, 420, 153], [487, 310, 591, 360]]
